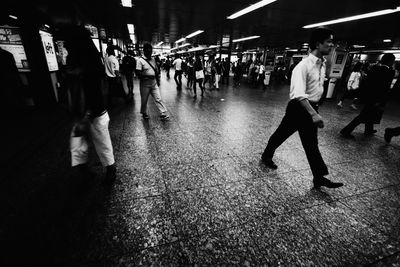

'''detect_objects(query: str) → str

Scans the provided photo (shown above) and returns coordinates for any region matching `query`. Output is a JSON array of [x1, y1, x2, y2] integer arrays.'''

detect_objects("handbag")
[[195, 70, 205, 80]]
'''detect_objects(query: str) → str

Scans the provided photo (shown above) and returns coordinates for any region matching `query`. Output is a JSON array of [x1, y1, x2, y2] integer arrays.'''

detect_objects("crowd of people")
[[58, 26, 399, 189]]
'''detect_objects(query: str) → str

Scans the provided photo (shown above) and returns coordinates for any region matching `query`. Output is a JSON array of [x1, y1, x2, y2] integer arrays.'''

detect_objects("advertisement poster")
[[329, 50, 348, 79], [39, 30, 59, 72], [0, 26, 30, 71]]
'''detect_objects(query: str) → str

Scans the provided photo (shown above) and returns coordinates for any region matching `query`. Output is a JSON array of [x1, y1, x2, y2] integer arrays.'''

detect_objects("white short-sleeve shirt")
[[104, 55, 119, 78]]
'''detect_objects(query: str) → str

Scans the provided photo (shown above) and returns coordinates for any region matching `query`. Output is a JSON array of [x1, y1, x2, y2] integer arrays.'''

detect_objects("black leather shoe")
[[384, 129, 392, 143], [261, 156, 278, 169], [313, 177, 343, 189], [340, 130, 355, 139]]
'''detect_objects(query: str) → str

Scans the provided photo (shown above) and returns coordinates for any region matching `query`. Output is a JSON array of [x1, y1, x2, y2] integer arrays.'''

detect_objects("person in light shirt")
[[261, 27, 343, 189], [337, 62, 363, 110], [136, 43, 169, 120], [104, 46, 120, 106], [173, 55, 183, 90]]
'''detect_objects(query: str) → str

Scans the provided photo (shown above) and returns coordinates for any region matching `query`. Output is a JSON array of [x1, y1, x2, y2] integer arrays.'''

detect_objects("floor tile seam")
[[337, 196, 400, 240], [334, 184, 400, 202]]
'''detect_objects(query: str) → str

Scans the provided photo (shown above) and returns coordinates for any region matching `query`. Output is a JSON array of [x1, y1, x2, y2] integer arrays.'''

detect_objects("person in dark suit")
[[340, 53, 395, 138]]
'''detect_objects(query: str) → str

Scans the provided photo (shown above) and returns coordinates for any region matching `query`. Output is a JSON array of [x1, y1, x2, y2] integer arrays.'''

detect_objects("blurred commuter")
[[136, 43, 169, 120], [0, 47, 23, 111], [186, 57, 195, 89], [221, 58, 230, 85], [121, 50, 136, 101], [233, 60, 243, 86], [340, 53, 395, 138], [164, 57, 171, 79], [105, 46, 125, 106], [62, 26, 116, 184], [193, 54, 205, 98], [261, 27, 343, 189], [337, 62, 363, 110], [204, 56, 214, 89], [173, 55, 183, 90], [214, 58, 223, 89]]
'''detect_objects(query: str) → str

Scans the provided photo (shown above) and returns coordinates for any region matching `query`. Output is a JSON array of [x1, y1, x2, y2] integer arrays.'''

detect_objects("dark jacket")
[[360, 65, 394, 124]]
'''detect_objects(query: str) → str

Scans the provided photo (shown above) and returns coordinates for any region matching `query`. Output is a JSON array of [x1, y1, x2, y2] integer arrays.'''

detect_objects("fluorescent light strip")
[[186, 30, 204, 39], [121, 0, 132, 7], [179, 43, 191, 48], [383, 39, 392, 42], [9, 15, 18, 20], [353, 45, 366, 48], [349, 49, 400, 54], [175, 37, 186, 44], [303, 6, 400, 28], [127, 24, 135, 34], [232, 35, 260, 43], [228, 0, 277, 19]]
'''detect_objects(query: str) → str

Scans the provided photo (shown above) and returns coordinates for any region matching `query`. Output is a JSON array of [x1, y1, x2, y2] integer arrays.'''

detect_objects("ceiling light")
[[186, 30, 204, 39], [44, 24, 50, 28], [232, 35, 260, 43], [353, 45, 366, 48], [175, 37, 186, 44], [9, 15, 18, 20], [156, 41, 164, 46], [127, 24, 135, 34], [303, 6, 400, 28], [383, 39, 392, 43], [209, 45, 220, 48], [285, 47, 290, 49], [121, 0, 132, 7], [227, 0, 277, 19]]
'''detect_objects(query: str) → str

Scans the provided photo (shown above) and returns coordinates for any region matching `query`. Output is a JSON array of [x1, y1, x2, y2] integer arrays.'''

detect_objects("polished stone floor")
[[1, 71, 400, 266]]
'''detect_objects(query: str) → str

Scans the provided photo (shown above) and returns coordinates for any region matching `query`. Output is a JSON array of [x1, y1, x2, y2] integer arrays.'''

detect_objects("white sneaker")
[[350, 104, 358, 110], [337, 102, 343, 108]]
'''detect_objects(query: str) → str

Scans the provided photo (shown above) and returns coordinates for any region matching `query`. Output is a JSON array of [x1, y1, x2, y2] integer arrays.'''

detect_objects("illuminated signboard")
[[39, 30, 59, 72], [0, 26, 30, 71]]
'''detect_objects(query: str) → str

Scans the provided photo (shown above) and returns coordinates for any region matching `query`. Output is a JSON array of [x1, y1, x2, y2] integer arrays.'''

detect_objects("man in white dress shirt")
[[261, 28, 343, 189]]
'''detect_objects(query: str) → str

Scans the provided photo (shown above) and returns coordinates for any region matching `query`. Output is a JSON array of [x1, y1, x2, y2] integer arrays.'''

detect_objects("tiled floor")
[[1, 71, 400, 266]]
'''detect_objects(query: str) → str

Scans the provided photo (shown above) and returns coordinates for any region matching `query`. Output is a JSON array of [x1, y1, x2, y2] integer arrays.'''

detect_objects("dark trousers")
[[341, 107, 374, 134], [174, 70, 183, 88], [221, 73, 229, 84], [263, 100, 328, 179], [126, 73, 133, 94]]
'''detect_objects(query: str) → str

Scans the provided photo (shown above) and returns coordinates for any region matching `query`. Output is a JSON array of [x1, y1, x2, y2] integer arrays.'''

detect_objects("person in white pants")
[[62, 26, 117, 184]]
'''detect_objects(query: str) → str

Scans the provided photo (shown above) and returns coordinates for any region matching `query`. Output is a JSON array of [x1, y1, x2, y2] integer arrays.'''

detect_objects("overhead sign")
[[0, 26, 30, 71], [39, 30, 59, 72]]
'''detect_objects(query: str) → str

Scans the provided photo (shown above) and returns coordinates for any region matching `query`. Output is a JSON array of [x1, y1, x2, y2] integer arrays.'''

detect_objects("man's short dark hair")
[[309, 27, 334, 50], [106, 46, 115, 56], [381, 53, 395, 66], [143, 43, 152, 50]]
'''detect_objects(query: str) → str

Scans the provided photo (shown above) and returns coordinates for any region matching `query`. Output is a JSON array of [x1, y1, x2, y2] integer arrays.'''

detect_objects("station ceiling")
[[3, 0, 400, 50]]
